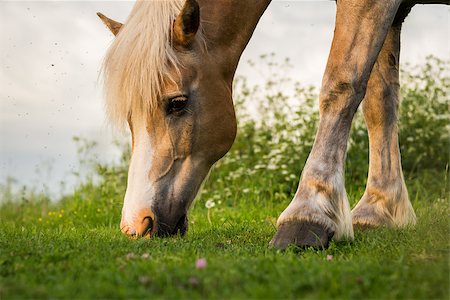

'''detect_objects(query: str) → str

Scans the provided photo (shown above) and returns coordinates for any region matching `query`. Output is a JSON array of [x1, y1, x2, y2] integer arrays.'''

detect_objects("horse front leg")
[[352, 7, 416, 229], [270, 0, 402, 249]]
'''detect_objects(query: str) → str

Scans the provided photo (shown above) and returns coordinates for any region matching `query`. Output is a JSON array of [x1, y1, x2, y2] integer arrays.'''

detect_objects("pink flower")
[[196, 258, 207, 269], [326, 255, 333, 261]]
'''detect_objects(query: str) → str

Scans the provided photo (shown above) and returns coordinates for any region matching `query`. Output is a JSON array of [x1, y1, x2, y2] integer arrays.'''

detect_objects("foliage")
[[398, 56, 450, 173]]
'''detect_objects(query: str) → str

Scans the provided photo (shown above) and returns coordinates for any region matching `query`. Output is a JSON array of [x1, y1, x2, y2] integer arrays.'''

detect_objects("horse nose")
[[121, 208, 157, 238]]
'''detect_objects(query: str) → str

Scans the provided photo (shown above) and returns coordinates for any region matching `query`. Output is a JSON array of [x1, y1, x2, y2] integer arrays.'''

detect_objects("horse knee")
[[320, 77, 366, 117]]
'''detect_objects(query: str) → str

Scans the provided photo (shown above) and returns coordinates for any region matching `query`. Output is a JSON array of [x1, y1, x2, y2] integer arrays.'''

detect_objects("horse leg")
[[352, 6, 416, 229], [270, 0, 402, 249]]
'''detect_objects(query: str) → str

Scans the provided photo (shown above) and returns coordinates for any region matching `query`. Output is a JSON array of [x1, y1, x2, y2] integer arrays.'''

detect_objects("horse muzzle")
[[120, 208, 188, 238]]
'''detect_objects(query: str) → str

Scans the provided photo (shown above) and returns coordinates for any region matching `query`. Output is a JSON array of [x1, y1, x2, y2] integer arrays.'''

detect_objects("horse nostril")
[[135, 208, 156, 237], [122, 208, 157, 238], [138, 216, 154, 236]]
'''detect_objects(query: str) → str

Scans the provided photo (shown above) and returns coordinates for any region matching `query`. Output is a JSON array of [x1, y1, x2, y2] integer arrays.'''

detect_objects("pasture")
[[1, 56, 448, 299]]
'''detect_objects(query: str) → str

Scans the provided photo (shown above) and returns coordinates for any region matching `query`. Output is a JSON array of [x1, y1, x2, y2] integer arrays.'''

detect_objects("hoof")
[[269, 221, 334, 250]]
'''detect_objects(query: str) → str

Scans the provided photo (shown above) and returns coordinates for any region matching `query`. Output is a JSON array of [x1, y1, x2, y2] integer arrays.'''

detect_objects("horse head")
[[98, 0, 268, 238]]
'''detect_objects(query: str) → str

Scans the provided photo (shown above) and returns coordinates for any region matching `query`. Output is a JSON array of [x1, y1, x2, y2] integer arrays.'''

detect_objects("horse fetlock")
[[352, 187, 416, 229], [274, 179, 354, 248]]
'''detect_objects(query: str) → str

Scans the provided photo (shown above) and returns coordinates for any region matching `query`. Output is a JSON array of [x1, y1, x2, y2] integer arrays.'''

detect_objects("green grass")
[[1, 56, 448, 299], [1, 173, 448, 299]]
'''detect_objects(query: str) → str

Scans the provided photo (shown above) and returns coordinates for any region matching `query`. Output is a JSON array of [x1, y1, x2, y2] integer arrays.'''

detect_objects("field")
[[1, 56, 448, 299]]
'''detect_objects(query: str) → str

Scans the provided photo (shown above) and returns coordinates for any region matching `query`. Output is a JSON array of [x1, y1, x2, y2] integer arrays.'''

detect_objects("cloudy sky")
[[1, 1, 448, 196]]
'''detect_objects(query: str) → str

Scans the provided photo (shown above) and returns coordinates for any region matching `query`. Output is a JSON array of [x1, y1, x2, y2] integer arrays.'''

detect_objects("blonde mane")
[[102, 0, 185, 127]]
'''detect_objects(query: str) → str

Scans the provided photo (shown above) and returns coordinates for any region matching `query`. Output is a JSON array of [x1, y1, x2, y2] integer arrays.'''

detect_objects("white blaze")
[[122, 124, 154, 226]]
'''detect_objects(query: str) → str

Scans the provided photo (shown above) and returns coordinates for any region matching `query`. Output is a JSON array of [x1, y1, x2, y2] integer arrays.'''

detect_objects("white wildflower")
[[205, 199, 215, 209]]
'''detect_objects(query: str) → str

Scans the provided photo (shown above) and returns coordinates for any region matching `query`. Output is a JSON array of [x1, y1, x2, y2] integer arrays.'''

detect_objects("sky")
[[1, 1, 449, 196]]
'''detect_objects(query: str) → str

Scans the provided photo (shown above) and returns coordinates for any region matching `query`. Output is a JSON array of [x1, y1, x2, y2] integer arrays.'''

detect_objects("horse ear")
[[97, 12, 123, 36], [173, 0, 200, 47]]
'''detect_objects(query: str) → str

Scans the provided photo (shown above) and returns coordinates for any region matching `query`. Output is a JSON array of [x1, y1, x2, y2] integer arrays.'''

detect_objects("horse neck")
[[198, 0, 271, 78]]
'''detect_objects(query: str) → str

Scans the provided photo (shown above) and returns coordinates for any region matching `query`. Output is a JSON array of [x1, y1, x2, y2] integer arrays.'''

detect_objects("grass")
[[1, 56, 448, 299], [0, 172, 448, 299]]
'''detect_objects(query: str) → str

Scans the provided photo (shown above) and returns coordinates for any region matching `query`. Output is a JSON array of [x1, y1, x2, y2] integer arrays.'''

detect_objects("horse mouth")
[[156, 214, 188, 237]]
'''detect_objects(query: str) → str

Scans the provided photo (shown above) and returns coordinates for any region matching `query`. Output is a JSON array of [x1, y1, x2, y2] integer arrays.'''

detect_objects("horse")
[[97, 0, 448, 249]]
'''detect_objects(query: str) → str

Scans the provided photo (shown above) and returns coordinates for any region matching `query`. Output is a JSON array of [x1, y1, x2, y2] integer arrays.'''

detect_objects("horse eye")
[[167, 96, 188, 115]]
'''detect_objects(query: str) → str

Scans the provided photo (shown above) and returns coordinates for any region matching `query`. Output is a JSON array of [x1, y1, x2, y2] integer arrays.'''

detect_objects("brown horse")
[[98, 0, 447, 248]]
